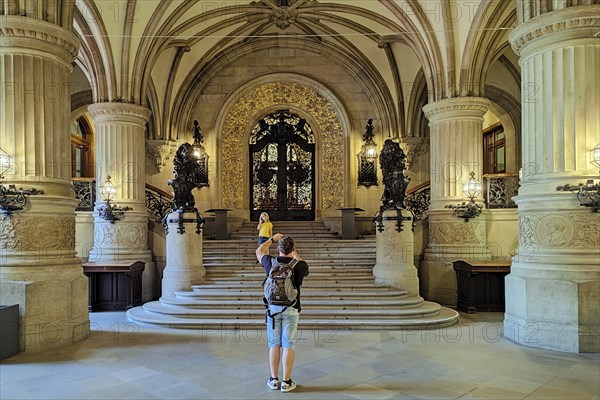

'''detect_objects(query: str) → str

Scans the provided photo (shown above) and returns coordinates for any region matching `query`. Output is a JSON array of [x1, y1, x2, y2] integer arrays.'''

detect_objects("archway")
[[218, 80, 347, 219]]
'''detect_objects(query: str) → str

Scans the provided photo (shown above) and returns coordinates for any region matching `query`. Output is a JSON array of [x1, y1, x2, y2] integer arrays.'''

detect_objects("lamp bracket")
[[0, 184, 44, 215]]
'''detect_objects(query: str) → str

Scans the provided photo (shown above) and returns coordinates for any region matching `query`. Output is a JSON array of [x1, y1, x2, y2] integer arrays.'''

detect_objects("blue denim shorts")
[[258, 236, 270, 245], [267, 306, 300, 349]]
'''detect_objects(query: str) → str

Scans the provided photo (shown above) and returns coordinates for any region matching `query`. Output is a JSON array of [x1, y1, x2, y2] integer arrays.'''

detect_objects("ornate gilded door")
[[250, 110, 315, 221]]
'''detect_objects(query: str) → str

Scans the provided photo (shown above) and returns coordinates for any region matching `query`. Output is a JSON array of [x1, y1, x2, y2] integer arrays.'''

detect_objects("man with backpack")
[[256, 233, 309, 393]]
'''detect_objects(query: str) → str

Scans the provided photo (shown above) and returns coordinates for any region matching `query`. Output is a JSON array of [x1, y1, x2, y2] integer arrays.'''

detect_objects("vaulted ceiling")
[[69, 0, 519, 138]]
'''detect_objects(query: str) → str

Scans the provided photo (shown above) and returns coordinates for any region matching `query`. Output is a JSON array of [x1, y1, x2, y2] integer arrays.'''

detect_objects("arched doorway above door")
[[218, 80, 347, 219], [250, 110, 315, 221]]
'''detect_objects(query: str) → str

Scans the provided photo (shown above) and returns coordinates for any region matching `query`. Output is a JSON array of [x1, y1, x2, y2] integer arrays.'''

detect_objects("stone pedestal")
[[0, 17, 89, 352], [373, 210, 419, 295], [87, 103, 156, 301], [161, 211, 206, 299], [505, 5, 600, 353], [421, 97, 492, 305]]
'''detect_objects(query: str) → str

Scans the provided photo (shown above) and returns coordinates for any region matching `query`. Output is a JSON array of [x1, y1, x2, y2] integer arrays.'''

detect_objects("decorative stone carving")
[[570, 215, 600, 248], [536, 215, 574, 248], [94, 224, 148, 249], [0, 217, 75, 251], [429, 221, 486, 245], [146, 140, 177, 172], [0, 18, 80, 60], [510, 8, 600, 53], [221, 82, 344, 210], [402, 139, 428, 170]]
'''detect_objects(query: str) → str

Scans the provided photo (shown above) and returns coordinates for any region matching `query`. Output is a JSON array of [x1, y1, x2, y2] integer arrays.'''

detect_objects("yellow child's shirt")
[[259, 221, 273, 237]]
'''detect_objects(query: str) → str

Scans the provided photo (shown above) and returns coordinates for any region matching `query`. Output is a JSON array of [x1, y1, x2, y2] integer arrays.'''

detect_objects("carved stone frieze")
[[146, 140, 178, 172], [527, 213, 600, 249], [429, 221, 486, 245], [0, 18, 80, 59], [94, 223, 148, 249], [510, 7, 600, 53], [221, 82, 344, 210], [0, 216, 75, 251]]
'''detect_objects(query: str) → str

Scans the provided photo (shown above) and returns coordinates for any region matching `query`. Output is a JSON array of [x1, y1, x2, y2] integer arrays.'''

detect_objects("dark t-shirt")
[[261, 255, 309, 311]]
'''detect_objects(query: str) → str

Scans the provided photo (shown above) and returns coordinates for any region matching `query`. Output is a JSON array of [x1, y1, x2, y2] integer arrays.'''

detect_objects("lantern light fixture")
[[97, 175, 131, 222], [556, 143, 600, 212], [446, 171, 484, 222]]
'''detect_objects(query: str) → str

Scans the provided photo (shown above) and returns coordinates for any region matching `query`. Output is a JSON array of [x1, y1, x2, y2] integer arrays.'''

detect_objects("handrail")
[[71, 177, 95, 182], [483, 173, 518, 178], [145, 183, 172, 199], [407, 180, 430, 195]]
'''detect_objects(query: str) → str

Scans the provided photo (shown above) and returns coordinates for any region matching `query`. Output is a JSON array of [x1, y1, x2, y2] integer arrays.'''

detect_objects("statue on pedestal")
[[374, 139, 412, 232]]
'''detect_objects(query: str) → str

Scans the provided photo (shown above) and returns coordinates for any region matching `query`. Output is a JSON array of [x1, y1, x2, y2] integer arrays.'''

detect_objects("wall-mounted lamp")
[[357, 119, 378, 187], [0, 148, 44, 215], [192, 120, 209, 187], [97, 176, 131, 222], [556, 143, 600, 212], [446, 171, 483, 222]]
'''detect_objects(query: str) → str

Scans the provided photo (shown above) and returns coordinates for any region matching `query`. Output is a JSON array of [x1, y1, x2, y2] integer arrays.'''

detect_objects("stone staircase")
[[127, 221, 459, 330]]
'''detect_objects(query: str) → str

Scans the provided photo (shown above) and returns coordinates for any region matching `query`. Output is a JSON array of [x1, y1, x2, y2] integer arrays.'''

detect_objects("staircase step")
[[127, 306, 459, 330], [176, 289, 408, 299], [128, 220, 460, 331], [159, 297, 424, 309]]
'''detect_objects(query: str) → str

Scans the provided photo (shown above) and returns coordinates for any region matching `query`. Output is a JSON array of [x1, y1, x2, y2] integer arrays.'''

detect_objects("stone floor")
[[1, 312, 598, 400]]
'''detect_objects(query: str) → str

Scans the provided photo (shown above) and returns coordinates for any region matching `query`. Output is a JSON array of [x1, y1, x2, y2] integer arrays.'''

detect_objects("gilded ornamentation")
[[429, 221, 485, 245], [0, 216, 75, 251], [221, 82, 344, 210]]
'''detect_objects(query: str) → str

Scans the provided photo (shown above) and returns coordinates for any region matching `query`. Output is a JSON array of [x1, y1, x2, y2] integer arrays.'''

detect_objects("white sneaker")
[[267, 377, 279, 390], [280, 380, 296, 392]]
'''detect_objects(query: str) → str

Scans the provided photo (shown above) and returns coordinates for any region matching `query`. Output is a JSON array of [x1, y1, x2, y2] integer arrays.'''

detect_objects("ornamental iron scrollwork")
[[72, 179, 96, 211], [145, 187, 176, 223], [484, 174, 518, 208], [373, 139, 414, 232], [250, 110, 315, 221], [405, 183, 430, 231], [0, 185, 44, 215]]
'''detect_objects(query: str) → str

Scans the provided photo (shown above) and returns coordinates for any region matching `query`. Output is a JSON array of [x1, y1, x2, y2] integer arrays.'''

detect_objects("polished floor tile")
[[0, 312, 598, 400]]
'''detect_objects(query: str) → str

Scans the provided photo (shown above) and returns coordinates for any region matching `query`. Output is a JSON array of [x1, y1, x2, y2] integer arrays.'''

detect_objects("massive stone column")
[[87, 103, 157, 301], [421, 98, 492, 305], [505, 4, 599, 353], [0, 17, 89, 351]]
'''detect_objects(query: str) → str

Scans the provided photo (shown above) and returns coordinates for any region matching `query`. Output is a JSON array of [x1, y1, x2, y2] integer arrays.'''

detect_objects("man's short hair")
[[278, 235, 295, 255]]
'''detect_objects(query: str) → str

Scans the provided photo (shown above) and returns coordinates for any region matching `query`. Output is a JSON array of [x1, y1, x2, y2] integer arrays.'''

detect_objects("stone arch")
[[460, 1, 517, 96], [216, 80, 348, 220]]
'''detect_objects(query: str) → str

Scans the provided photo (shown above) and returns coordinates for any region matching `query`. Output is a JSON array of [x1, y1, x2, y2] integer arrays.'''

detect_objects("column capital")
[[510, 6, 600, 56], [422, 97, 490, 124], [0, 16, 79, 67], [88, 102, 152, 126]]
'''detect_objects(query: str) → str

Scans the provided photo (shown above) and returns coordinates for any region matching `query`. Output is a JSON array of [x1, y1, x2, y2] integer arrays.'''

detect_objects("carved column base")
[[88, 211, 156, 301], [373, 210, 419, 295], [161, 211, 205, 299], [422, 210, 491, 306], [505, 202, 599, 352], [0, 198, 89, 352]]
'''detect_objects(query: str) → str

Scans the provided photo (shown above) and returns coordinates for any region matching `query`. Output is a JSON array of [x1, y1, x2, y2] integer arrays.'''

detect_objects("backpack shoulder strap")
[[288, 259, 299, 269]]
